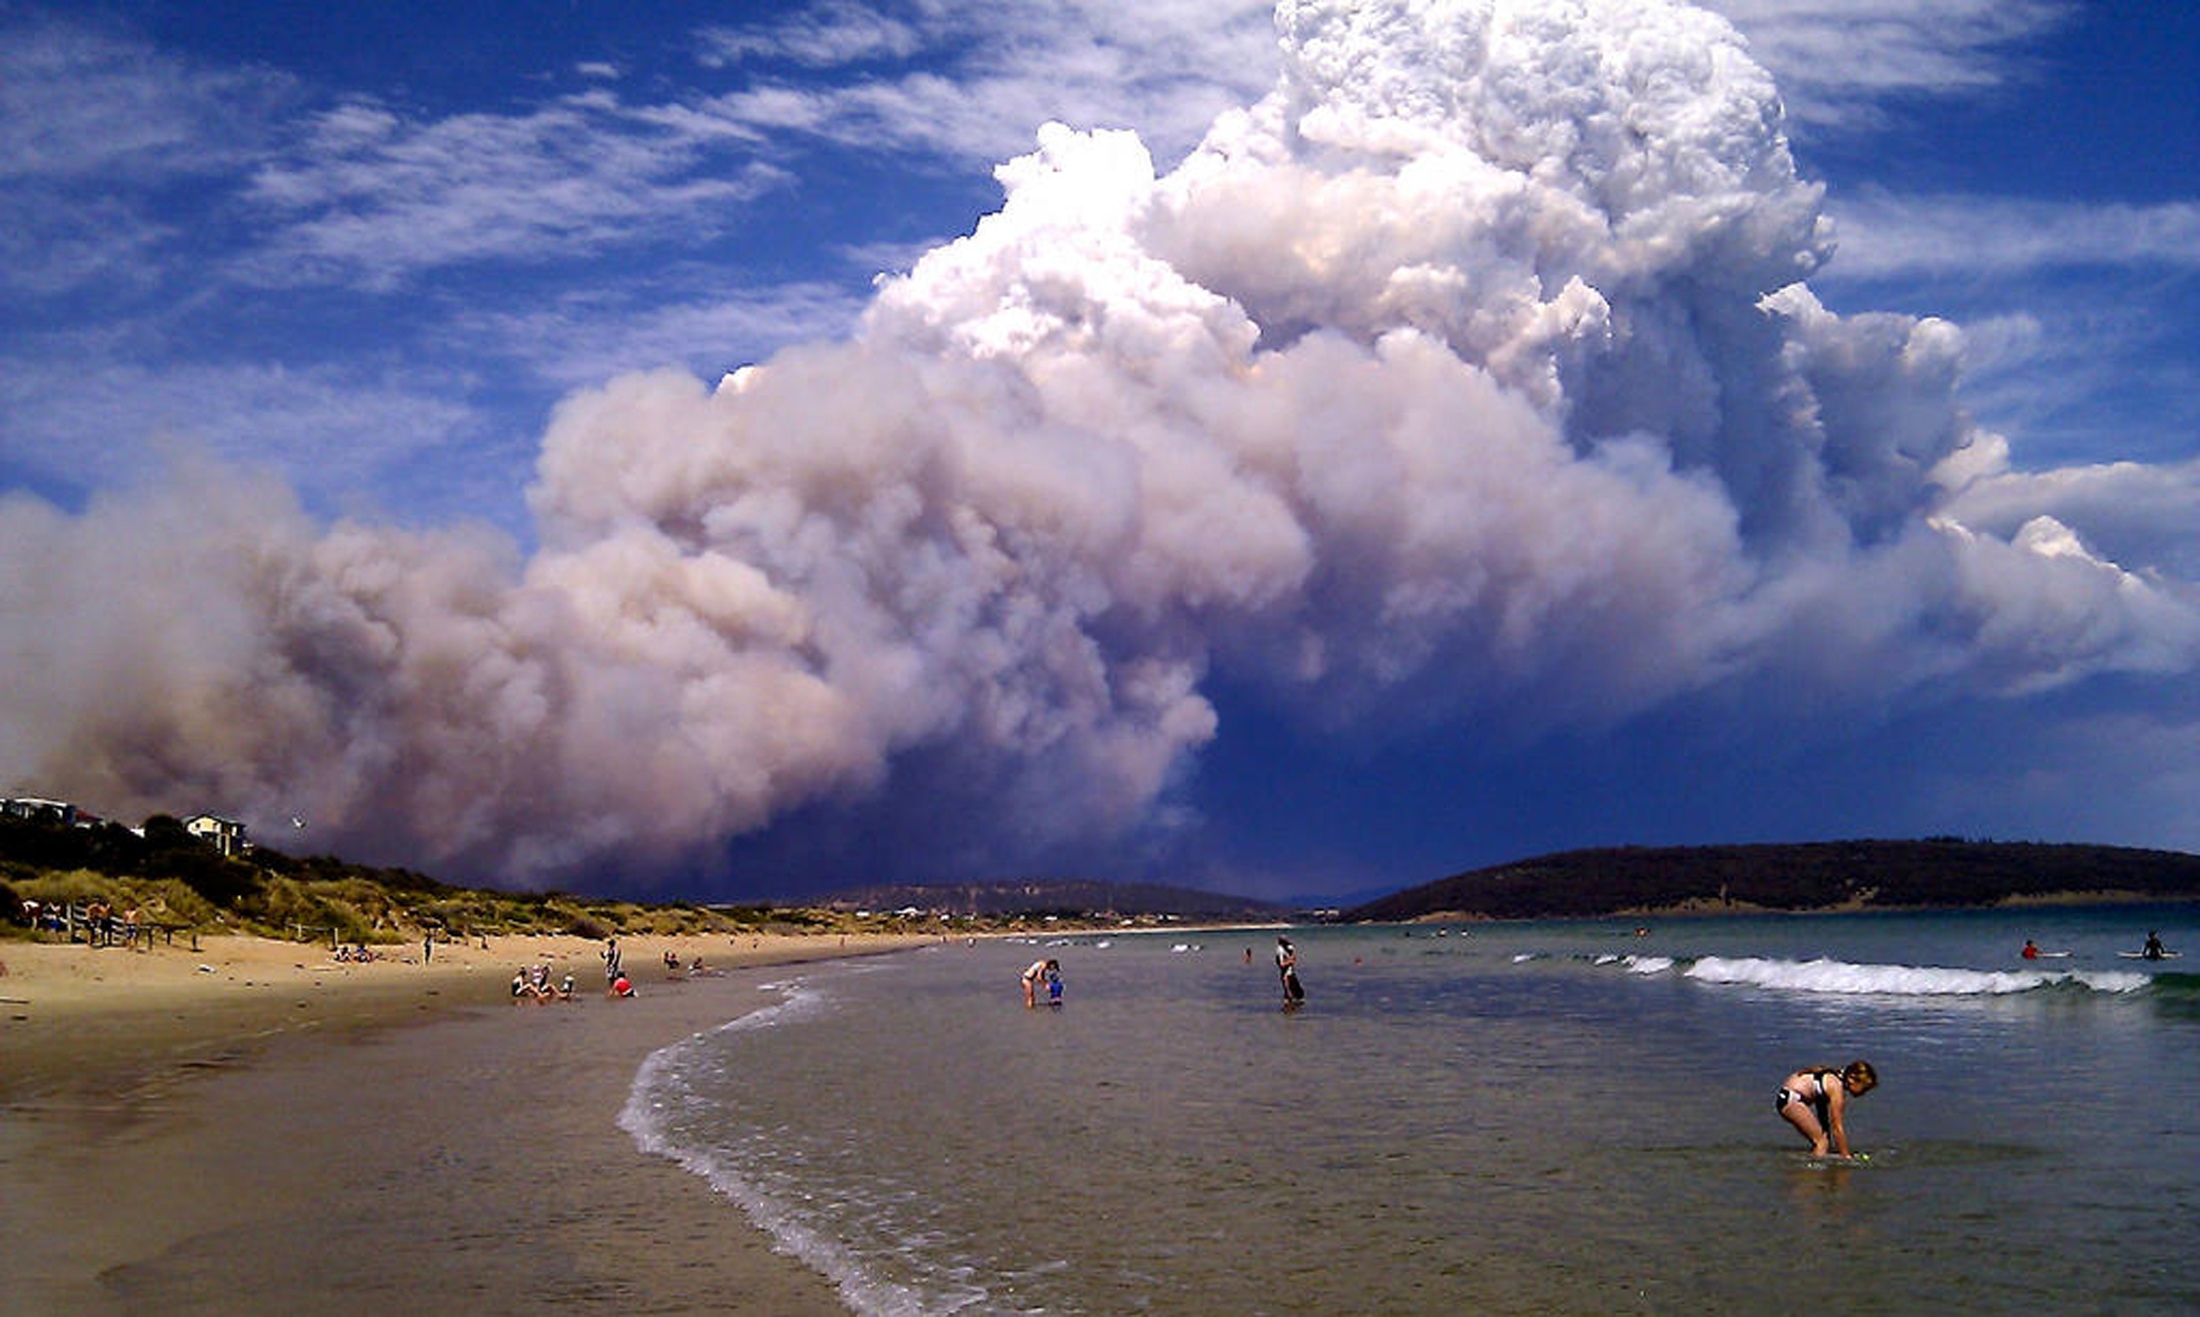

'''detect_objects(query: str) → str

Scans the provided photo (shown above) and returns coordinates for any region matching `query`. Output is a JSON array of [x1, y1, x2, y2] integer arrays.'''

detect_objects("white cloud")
[[1704, 0, 2072, 133], [1824, 192, 2200, 281], [1940, 454, 2200, 583], [0, 194, 176, 298], [0, 18, 289, 300], [0, 17, 288, 183], [237, 94, 791, 289], [469, 281, 871, 389], [690, 0, 1279, 168], [0, 351, 480, 504], [697, 1, 926, 68]]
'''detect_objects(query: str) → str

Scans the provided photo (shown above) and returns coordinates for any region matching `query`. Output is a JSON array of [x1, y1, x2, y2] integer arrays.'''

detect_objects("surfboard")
[[2117, 950, 2182, 959], [2033, 951, 2073, 959]]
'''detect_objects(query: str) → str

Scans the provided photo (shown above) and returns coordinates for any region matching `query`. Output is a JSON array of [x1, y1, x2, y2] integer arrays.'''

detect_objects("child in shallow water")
[[1775, 1060, 1877, 1158]]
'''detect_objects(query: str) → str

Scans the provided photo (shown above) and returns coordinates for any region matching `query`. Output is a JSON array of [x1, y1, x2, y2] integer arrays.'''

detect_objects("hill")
[[3, 811, 903, 944], [1342, 839, 2200, 923], [813, 878, 1293, 922], [1, 810, 1285, 944]]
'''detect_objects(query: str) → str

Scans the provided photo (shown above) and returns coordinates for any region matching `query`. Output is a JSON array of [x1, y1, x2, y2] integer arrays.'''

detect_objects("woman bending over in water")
[[1776, 1060, 1877, 1158]]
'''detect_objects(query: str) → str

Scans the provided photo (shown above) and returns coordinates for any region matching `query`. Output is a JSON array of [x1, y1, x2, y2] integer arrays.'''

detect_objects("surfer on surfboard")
[[1775, 1060, 1877, 1160]]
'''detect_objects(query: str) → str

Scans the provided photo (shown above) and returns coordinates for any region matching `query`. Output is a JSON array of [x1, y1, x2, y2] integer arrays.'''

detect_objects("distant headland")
[[1340, 839, 2200, 924], [11, 799, 2198, 937]]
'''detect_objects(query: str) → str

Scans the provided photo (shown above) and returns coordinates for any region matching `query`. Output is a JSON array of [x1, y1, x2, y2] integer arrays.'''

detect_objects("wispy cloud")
[[0, 350, 480, 504], [0, 195, 176, 298], [238, 94, 791, 290], [0, 17, 288, 301], [690, 0, 1279, 167], [1824, 192, 2200, 280], [1707, 0, 2073, 133], [468, 281, 871, 390], [0, 16, 288, 183], [696, 0, 927, 68]]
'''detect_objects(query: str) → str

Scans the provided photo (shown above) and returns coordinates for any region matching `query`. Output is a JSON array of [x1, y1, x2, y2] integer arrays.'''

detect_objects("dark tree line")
[[0, 812, 452, 917], [1344, 839, 2200, 923]]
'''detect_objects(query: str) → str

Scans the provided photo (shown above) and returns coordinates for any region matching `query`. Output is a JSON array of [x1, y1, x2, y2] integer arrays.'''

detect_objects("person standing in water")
[[1275, 936, 1305, 1008], [1021, 958, 1058, 1009], [1775, 1060, 1877, 1159]]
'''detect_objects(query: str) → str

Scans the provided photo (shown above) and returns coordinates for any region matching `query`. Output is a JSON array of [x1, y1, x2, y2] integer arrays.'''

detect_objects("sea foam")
[[618, 980, 977, 1317], [1677, 956, 2151, 997]]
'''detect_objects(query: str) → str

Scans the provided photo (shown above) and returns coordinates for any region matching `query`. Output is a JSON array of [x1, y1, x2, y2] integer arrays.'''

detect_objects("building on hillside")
[[2, 796, 78, 825], [184, 813, 250, 857]]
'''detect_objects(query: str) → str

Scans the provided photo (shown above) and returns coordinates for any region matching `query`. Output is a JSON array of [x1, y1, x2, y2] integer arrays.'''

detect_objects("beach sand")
[[0, 929, 937, 1314]]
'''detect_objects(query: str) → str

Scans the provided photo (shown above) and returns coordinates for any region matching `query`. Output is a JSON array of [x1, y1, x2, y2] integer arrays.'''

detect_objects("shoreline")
[[1385, 891, 2200, 925], [0, 930, 937, 1314]]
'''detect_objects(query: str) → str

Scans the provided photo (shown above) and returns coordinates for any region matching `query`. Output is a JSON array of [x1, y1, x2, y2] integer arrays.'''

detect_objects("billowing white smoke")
[[6, 0, 2196, 886]]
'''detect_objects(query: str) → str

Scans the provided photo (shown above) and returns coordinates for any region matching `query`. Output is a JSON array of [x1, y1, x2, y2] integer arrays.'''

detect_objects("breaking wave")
[[1662, 955, 2151, 997]]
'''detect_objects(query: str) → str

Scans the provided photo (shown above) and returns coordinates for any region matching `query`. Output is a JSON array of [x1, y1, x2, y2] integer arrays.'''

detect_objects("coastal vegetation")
[[0, 812, 881, 946], [15, 809, 2198, 946], [0, 812, 1256, 945], [811, 877, 1291, 923], [1342, 839, 2200, 923]]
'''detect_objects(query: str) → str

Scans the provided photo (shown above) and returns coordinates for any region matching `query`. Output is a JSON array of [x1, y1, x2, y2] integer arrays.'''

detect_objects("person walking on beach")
[[1276, 936, 1305, 1009], [1021, 958, 1058, 1009], [603, 936, 622, 989], [1775, 1060, 1877, 1159]]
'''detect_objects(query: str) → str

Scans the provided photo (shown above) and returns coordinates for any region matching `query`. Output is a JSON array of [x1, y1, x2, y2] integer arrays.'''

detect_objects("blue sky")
[[4, 0, 2198, 903]]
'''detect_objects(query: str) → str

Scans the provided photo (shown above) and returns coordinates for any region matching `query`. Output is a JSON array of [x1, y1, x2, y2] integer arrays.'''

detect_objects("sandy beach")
[[0, 929, 938, 1314]]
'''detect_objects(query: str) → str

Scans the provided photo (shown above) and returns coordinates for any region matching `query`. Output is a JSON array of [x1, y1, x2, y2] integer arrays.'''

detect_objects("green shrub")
[[16, 868, 126, 907], [159, 848, 263, 907]]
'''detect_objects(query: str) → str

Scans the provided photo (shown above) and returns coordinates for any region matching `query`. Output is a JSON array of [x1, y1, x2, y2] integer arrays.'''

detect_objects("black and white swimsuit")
[[1775, 1070, 1838, 1123]]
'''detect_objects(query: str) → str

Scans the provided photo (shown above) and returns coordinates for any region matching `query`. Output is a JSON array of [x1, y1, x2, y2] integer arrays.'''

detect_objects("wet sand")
[[0, 931, 936, 1314]]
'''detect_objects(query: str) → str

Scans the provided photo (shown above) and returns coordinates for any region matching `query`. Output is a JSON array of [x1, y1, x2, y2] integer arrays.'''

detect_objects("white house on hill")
[[184, 813, 249, 857]]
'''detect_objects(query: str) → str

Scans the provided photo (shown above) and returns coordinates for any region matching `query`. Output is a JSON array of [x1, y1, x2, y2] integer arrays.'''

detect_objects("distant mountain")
[[811, 878, 1294, 921], [1343, 839, 2200, 923]]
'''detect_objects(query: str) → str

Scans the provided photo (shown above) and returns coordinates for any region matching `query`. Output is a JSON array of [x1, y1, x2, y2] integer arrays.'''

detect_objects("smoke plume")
[[6, 0, 2195, 888]]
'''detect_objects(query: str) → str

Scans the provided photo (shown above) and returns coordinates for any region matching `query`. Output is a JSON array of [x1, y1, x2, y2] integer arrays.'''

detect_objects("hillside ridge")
[[1343, 839, 2200, 922]]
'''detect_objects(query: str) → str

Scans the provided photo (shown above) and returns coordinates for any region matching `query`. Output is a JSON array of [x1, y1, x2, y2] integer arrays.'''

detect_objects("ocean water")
[[621, 905, 2200, 1315]]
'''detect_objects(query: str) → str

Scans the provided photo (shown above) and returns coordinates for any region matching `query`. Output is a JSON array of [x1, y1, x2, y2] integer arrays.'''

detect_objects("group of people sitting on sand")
[[510, 964, 578, 1003], [660, 949, 721, 977]]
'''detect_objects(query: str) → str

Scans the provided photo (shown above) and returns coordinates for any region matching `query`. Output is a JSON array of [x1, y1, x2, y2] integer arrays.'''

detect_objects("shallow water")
[[623, 905, 2200, 1314]]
